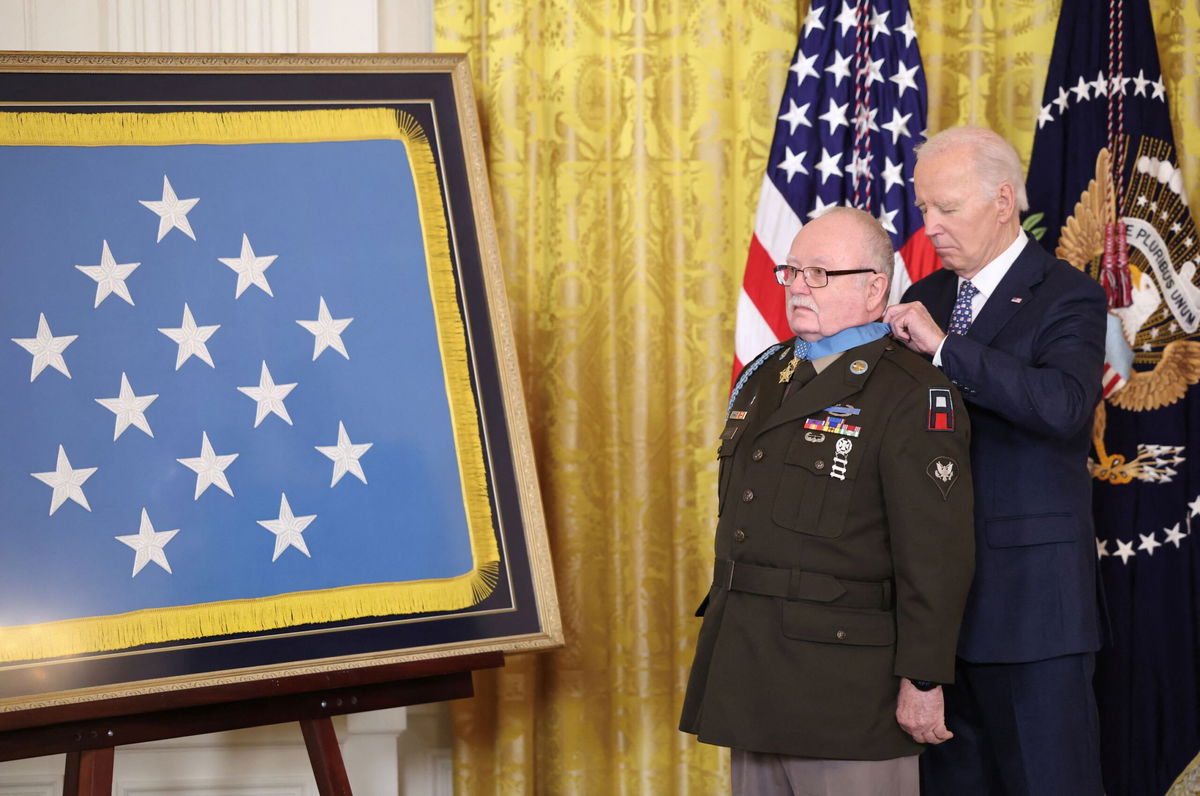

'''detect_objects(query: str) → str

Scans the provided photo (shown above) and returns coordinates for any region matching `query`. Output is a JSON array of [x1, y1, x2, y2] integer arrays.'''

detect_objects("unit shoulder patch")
[[927, 387, 955, 432]]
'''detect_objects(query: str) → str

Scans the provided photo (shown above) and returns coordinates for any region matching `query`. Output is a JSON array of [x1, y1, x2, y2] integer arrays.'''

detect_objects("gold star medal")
[[779, 357, 800, 383]]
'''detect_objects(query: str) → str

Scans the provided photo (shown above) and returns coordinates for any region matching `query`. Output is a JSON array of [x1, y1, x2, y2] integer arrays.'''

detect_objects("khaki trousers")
[[731, 749, 919, 796]]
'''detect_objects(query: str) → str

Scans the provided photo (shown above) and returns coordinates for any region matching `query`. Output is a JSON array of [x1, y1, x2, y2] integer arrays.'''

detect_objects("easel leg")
[[300, 717, 353, 796], [63, 748, 114, 796]]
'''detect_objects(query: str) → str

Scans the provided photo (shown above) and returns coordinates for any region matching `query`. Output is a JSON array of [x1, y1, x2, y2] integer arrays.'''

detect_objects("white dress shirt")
[[933, 231, 1029, 366]]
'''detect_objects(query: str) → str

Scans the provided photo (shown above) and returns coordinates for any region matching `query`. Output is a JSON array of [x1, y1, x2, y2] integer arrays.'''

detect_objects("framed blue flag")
[[0, 53, 561, 715]]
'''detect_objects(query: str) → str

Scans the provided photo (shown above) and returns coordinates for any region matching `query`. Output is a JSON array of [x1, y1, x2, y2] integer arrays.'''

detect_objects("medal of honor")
[[779, 357, 800, 383]]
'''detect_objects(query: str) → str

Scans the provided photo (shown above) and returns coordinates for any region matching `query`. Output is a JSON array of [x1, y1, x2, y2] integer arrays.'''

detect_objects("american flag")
[[0, 120, 475, 656], [735, 0, 938, 374]]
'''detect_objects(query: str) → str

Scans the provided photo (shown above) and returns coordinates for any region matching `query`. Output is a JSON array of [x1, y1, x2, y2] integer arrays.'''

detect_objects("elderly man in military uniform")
[[680, 207, 975, 796]]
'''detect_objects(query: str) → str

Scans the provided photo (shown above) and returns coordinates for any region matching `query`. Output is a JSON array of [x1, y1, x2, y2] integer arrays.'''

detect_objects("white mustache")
[[789, 297, 818, 313]]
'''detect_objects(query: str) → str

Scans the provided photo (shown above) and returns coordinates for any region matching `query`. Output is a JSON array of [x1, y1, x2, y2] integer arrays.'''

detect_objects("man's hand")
[[883, 301, 946, 357], [896, 678, 953, 745]]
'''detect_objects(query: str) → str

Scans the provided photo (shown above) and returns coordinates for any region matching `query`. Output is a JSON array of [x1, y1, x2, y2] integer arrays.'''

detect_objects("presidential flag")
[[734, 0, 938, 374], [0, 109, 497, 663], [1025, 1, 1200, 792]]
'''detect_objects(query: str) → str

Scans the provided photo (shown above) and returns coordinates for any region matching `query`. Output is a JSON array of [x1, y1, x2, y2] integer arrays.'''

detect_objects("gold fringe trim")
[[0, 562, 502, 664], [0, 107, 430, 146], [0, 107, 500, 663]]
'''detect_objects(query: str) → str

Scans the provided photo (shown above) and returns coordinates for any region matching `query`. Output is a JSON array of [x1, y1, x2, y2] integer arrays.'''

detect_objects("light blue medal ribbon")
[[803, 321, 891, 359], [726, 323, 891, 414]]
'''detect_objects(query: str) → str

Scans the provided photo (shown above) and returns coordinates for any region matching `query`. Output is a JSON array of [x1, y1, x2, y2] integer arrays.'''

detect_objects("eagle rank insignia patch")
[[926, 456, 959, 501]]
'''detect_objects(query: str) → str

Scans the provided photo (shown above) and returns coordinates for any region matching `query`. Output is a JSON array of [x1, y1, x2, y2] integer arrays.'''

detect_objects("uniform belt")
[[713, 558, 892, 610]]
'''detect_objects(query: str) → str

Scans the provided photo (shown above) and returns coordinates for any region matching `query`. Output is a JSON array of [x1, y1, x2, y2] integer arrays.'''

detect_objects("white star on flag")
[[237, 361, 297, 427], [878, 206, 899, 234], [11, 313, 76, 382], [818, 98, 849, 133], [881, 108, 912, 143], [177, 431, 238, 499], [865, 56, 886, 88], [158, 303, 220, 370], [777, 147, 809, 182], [30, 445, 97, 515], [1052, 85, 1070, 113], [802, 3, 824, 36], [139, 175, 199, 242], [896, 10, 917, 46], [890, 62, 919, 97], [882, 157, 905, 193], [815, 148, 843, 184], [1070, 75, 1090, 102], [219, 234, 278, 298], [834, 0, 857, 35], [115, 508, 179, 576], [790, 52, 820, 85], [869, 7, 890, 37], [1163, 523, 1187, 548], [825, 50, 853, 87], [1138, 531, 1162, 556], [296, 297, 354, 360], [257, 492, 316, 561], [779, 100, 812, 134], [1037, 104, 1054, 129], [1131, 69, 1150, 97], [1114, 538, 1136, 564], [1096, 538, 1110, 559], [75, 240, 140, 308], [315, 421, 373, 486], [95, 372, 158, 440]]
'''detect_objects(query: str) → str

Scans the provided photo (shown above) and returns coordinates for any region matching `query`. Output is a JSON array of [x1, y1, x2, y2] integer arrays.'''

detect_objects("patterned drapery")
[[435, 1, 1199, 791]]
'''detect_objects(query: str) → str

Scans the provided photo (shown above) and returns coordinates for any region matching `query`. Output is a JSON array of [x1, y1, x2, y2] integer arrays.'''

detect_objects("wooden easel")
[[0, 651, 503, 796]]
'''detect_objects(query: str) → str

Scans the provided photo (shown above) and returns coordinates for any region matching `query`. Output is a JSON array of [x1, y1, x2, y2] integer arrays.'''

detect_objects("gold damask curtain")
[[434, 1, 1200, 792]]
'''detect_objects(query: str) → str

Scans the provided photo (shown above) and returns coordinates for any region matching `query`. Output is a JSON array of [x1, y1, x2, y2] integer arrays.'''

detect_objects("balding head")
[[782, 208, 893, 340]]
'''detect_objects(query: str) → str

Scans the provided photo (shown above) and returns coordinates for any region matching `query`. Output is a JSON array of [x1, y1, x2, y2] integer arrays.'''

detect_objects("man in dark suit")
[[681, 207, 975, 795], [883, 125, 1107, 795]]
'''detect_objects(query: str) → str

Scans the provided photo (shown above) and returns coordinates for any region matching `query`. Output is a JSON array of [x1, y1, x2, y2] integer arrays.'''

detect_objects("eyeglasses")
[[773, 265, 877, 287]]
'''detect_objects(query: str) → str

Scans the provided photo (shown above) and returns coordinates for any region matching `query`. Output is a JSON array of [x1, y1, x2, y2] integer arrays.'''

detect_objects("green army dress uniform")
[[680, 334, 975, 760]]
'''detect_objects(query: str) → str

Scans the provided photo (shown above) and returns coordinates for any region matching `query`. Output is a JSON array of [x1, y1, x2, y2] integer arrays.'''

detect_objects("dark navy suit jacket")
[[902, 238, 1107, 663]]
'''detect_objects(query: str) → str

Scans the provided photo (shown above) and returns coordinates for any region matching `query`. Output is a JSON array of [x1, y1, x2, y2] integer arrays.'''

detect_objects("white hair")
[[916, 125, 1029, 212], [820, 206, 895, 281]]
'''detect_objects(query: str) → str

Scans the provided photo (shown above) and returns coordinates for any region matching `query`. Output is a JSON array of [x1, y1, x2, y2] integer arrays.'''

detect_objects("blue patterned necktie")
[[948, 280, 979, 336]]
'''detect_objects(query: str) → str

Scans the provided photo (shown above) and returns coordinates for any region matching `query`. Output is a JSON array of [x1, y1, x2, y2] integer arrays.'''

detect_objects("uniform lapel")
[[745, 344, 794, 423], [966, 243, 1046, 347], [755, 337, 890, 437]]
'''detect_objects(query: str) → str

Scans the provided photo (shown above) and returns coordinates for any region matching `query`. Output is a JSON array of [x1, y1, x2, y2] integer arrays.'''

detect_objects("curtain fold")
[[435, 1, 1199, 792]]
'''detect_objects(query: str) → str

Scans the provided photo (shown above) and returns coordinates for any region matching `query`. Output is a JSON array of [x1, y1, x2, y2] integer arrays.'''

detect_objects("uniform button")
[[835, 629, 847, 640], [742, 489, 755, 502], [734, 529, 746, 542], [814, 460, 825, 470], [752, 449, 764, 461]]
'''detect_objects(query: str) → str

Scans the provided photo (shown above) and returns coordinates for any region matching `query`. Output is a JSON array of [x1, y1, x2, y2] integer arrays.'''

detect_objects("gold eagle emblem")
[[1060, 143, 1200, 483]]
